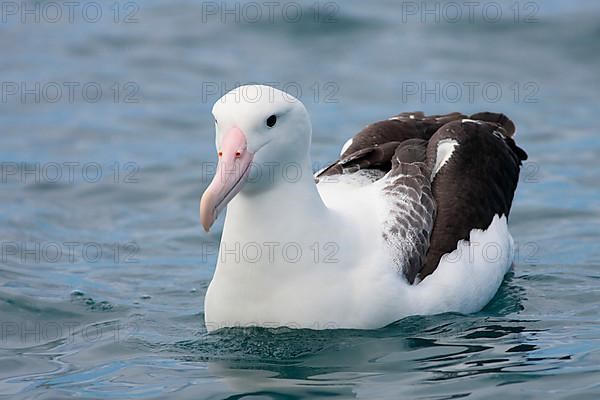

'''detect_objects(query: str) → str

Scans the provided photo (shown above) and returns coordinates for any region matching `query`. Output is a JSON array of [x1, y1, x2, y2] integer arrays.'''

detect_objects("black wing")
[[420, 118, 527, 279], [317, 112, 466, 178], [317, 112, 527, 283], [380, 139, 436, 283]]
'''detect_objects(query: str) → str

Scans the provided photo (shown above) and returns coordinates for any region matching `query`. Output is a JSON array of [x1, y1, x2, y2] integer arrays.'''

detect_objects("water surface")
[[1, 1, 600, 398]]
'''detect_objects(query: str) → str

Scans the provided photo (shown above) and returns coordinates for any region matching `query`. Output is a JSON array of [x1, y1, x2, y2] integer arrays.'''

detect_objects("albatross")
[[200, 85, 528, 332]]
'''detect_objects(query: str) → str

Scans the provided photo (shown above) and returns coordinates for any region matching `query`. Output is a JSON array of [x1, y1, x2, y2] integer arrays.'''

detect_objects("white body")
[[202, 85, 514, 332], [204, 173, 513, 331]]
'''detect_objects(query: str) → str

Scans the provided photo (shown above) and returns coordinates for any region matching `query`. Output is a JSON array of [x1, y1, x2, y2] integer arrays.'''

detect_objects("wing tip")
[[469, 112, 516, 137]]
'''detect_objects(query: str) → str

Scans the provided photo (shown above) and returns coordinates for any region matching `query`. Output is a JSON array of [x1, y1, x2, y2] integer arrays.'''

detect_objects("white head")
[[200, 85, 312, 231]]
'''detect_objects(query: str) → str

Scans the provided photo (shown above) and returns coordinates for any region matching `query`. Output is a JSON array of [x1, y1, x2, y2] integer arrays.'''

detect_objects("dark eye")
[[266, 115, 277, 128]]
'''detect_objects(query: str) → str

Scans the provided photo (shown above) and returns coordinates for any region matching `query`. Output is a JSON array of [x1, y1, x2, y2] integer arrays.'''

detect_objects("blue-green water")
[[2, 0, 600, 398]]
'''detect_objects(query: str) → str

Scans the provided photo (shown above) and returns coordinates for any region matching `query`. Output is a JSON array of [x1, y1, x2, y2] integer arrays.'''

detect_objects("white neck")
[[223, 158, 330, 243]]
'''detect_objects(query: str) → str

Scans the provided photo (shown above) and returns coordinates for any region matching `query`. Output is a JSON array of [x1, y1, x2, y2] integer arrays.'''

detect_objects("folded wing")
[[316, 112, 528, 283]]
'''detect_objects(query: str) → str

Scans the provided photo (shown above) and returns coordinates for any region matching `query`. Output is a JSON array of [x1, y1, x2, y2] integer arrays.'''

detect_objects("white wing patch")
[[432, 139, 459, 179], [388, 114, 415, 121], [461, 119, 483, 125], [340, 138, 353, 156]]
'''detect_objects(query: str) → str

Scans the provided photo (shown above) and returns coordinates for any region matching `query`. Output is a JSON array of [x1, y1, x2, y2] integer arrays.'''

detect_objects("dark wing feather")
[[317, 112, 466, 177], [317, 111, 527, 283], [420, 118, 528, 280], [381, 139, 436, 283], [317, 141, 402, 177]]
